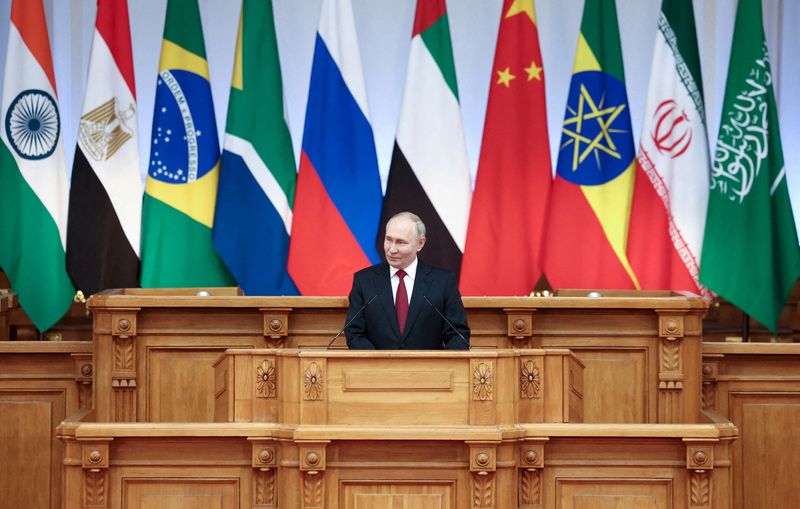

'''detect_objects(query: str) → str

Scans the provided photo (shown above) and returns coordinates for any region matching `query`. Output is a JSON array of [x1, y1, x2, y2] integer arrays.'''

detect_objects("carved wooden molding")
[[113, 337, 135, 373], [73, 353, 94, 410], [261, 308, 290, 342], [519, 469, 541, 508], [701, 362, 718, 411], [82, 442, 111, 508], [302, 473, 324, 509], [690, 470, 711, 508], [505, 309, 534, 342], [658, 315, 685, 338], [472, 361, 494, 401], [472, 472, 495, 509], [686, 445, 714, 471], [256, 359, 277, 398], [519, 444, 544, 469], [83, 469, 108, 508], [253, 469, 277, 508], [520, 359, 541, 399], [303, 361, 324, 401]]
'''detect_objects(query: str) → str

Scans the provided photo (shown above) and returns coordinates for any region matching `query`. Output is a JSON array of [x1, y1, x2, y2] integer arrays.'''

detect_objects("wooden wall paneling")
[[702, 344, 800, 509], [0, 342, 92, 509]]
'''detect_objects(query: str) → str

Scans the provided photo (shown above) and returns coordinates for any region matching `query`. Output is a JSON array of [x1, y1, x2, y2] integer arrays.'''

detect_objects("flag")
[[140, 0, 234, 287], [212, 0, 298, 296], [0, 0, 75, 331], [66, 0, 141, 296], [379, 0, 471, 278], [700, 0, 800, 332], [627, 0, 710, 298], [287, 0, 383, 295], [542, 0, 638, 290], [460, 0, 551, 296]]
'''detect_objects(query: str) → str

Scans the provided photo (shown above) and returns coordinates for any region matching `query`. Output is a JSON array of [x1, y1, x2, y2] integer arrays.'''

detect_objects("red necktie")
[[395, 269, 408, 334]]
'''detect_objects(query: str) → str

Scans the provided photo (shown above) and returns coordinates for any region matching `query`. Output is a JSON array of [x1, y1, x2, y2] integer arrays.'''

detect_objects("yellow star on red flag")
[[496, 66, 516, 88], [524, 60, 542, 81]]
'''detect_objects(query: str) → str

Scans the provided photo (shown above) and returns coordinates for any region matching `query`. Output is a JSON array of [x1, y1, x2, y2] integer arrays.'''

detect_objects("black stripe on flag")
[[66, 147, 139, 295], [378, 142, 463, 278]]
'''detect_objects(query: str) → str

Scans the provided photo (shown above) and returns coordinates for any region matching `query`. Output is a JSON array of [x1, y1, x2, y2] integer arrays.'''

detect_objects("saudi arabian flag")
[[700, 0, 800, 333], [140, 0, 234, 287], [0, 0, 75, 331]]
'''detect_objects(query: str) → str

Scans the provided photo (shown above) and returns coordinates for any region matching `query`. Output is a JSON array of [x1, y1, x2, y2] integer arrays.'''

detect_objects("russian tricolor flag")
[[287, 0, 383, 295]]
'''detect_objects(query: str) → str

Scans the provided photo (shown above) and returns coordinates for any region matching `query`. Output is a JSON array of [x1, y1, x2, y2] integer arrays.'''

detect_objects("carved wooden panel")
[[256, 359, 277, 399], [303, 361, 324, 401], [122, 479, 238, 509], [556, 479, 671, 509], [83, 469, 108, 507], [519, 469, 541, 508], [690, 471, 711, 508], [302, 473, 324, 509], [148, 349, 226, 422], [520, 359, 541, 399], [253, 469, 276, 508], [472, 473, 494, 509], [340, 481, 454, 509], [471, 360, 494, 401]]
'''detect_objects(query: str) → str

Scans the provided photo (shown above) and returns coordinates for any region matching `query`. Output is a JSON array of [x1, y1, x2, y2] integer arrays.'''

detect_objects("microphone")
[[423, 295, 469, 349], [327, 294, 377, 349]]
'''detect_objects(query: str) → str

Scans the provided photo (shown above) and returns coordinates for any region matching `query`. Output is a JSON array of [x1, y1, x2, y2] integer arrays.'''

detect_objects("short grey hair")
[[388, 211, 426, 239]]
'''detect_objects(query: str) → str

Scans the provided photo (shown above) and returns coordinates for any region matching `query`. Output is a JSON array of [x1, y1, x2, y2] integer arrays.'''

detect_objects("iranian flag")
[[627, 0, 710, 298], [700, 0, 800, 332], [0, 0, 75, 331], [379, 0, 471, 278]]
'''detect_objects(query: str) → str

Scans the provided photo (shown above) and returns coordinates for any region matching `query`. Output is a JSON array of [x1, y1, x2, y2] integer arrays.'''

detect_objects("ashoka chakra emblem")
[[5, 89, 60, 160]]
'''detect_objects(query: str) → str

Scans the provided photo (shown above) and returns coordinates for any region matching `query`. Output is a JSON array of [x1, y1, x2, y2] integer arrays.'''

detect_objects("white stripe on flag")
[[224, 133, 293, 235]]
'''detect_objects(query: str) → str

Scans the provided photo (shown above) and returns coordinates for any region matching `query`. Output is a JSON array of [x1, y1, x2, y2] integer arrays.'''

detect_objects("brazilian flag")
[[140, 0, 233, 287]]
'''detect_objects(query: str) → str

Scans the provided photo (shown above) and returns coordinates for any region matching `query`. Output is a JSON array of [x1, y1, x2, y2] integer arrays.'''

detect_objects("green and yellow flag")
[[700, 0, 800, 332], [140, 0, 233, 287]]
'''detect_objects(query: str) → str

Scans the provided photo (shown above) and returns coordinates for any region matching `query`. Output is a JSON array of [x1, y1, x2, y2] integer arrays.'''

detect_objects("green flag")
[[140, 0, 234, 287], [700, 0, 800, 333]]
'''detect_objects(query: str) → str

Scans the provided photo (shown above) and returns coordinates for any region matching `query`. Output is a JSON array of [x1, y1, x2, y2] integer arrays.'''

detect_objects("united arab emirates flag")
[[379, 0, 471, 278], [140, 0, 234, 287], [66, 0, 142, 296], [700, 0, 800, 332], [0, 0, 75, 331]]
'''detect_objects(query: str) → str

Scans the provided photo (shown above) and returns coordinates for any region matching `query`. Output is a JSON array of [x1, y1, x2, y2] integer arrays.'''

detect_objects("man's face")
[[384, 217, 425, 269]]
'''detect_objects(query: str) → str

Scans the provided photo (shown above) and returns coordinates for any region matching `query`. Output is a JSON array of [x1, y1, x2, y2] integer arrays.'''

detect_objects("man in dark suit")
[[345, 212, 470, 349]]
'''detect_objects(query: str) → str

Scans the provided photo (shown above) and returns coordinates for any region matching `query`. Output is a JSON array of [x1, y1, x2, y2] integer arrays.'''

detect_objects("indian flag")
[[0, 0, 75, 331]]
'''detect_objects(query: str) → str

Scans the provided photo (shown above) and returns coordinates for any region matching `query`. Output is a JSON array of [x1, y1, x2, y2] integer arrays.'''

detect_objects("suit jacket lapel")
[[374, 264, 402, 338], [403, 261, 431, 338]]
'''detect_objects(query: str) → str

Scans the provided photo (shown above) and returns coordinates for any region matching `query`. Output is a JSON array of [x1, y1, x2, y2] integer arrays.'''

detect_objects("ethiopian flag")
[[140, 0, 233, 287], [0, 0, 75, 331], [542, 0, 638, 290]]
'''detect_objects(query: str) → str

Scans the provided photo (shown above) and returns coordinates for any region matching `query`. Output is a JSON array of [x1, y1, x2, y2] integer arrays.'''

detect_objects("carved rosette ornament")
[[520, 360, 541, 399], [261, 309, 289, 346], [82, 443, 110, 508], [303, 362, 324, 401], [472, 362, 494, 401], [686, 445, 713, 509], [256, 359, 277, 398]]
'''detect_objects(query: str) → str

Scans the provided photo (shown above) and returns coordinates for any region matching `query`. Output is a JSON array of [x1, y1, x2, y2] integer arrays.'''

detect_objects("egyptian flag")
[[541, 0, 639, 290], [379, 0, 471, 278], [627, 0, 710, 298], [66, 0, 142, 296], [460, 0, 552, 296], [287, 0, 383, 295], [0, 0, 75, 330]]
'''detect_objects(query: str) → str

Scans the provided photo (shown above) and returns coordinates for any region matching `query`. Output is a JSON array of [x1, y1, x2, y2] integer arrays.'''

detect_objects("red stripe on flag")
[[628, 163, 701, 294], [11, 0, 57, 93], [461, 0, 551, 296], [288, 152, 372, 295], [412, 0, 447, 37], [542, 180, 636, 290], [96, 0, 136, 97]]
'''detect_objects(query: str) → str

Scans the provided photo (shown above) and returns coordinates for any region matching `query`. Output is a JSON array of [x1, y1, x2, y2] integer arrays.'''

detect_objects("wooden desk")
[[88, 289, 705, 424], [58, 418, 734, 509]]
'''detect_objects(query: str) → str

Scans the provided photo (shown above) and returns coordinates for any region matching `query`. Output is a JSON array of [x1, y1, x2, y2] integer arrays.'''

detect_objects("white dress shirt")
[[390, 257, 417, 305]]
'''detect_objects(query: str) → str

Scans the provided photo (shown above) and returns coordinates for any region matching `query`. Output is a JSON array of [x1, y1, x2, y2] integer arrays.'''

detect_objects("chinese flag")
[[460, 0, 551, 295]]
